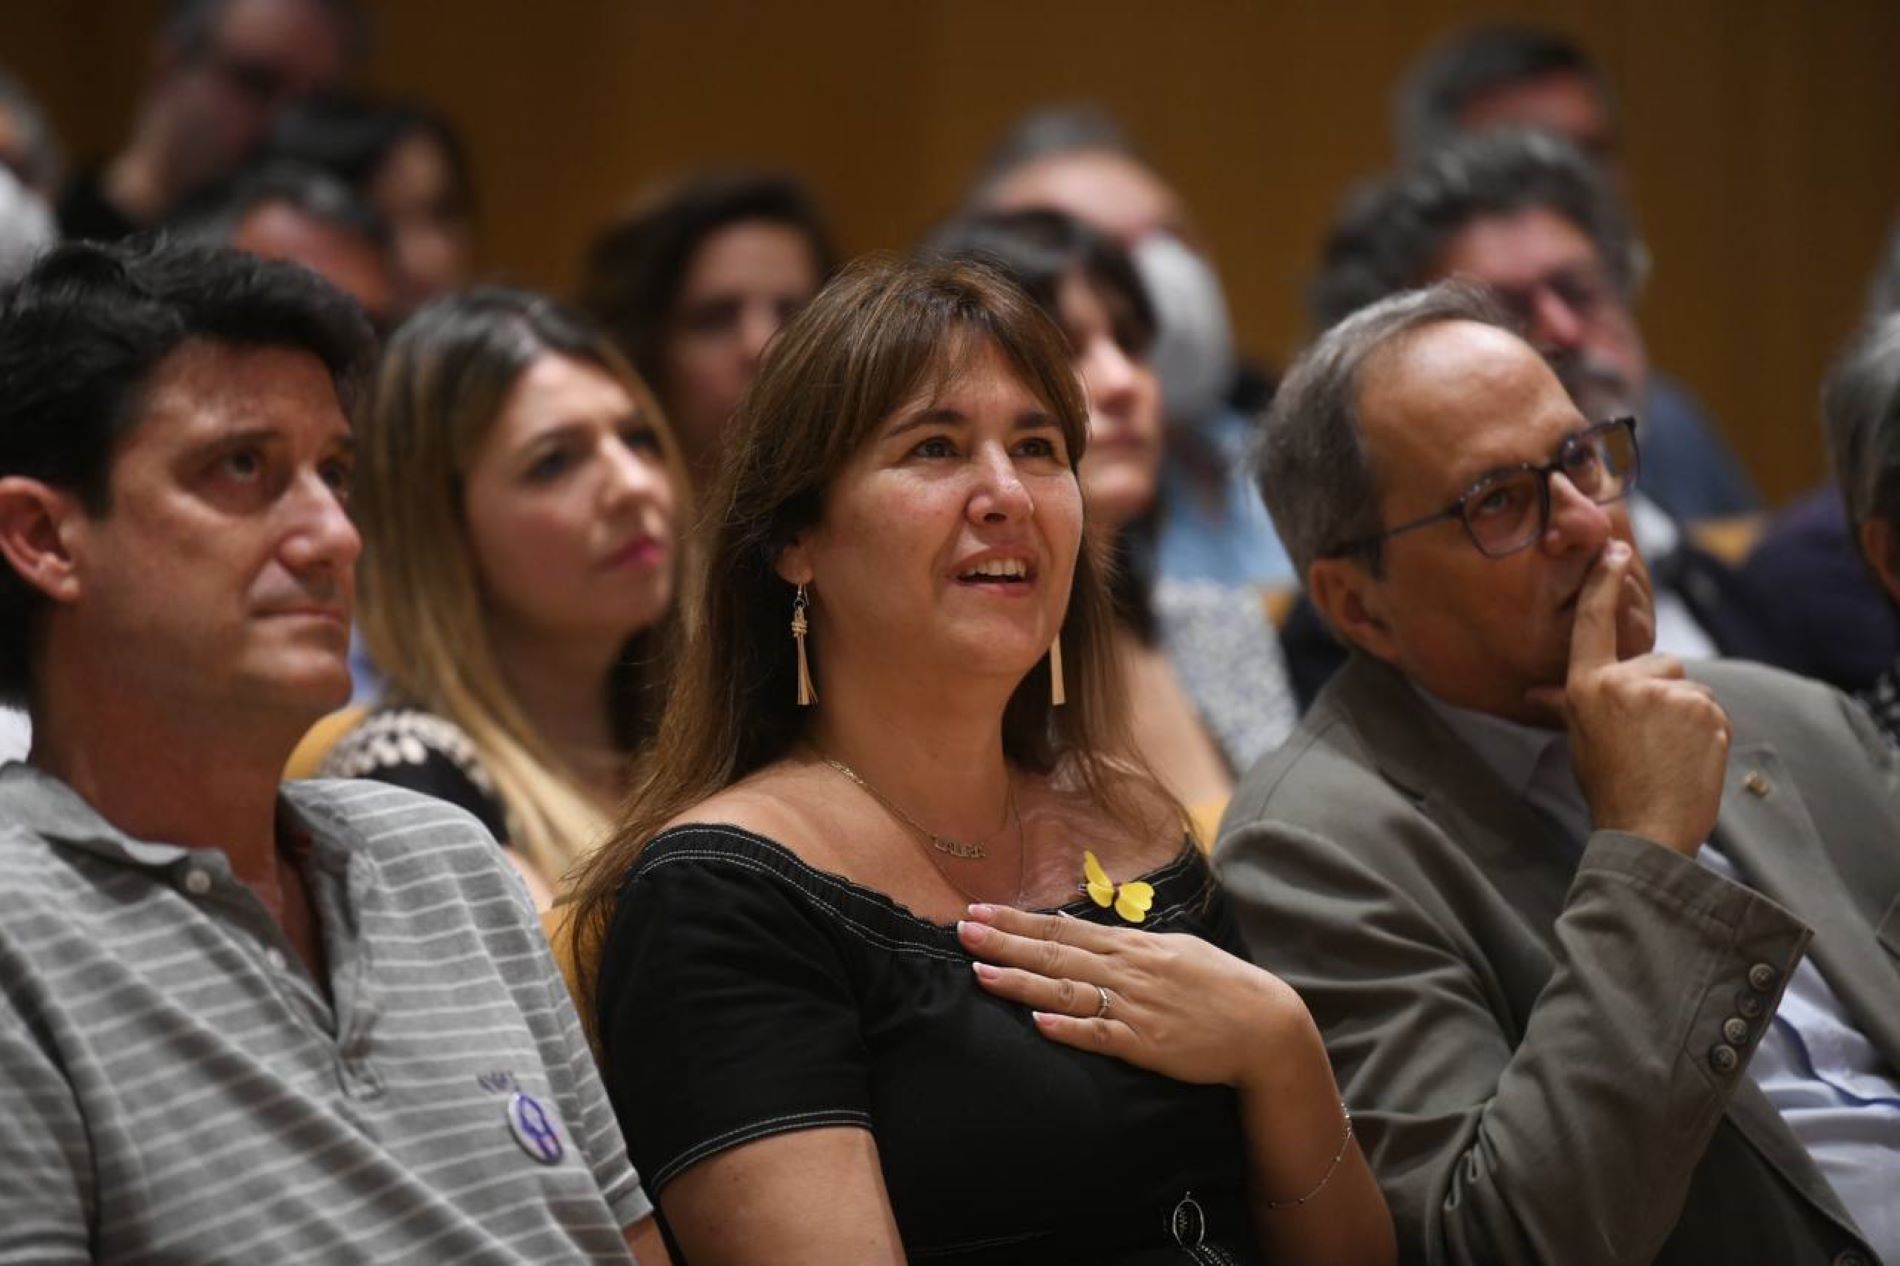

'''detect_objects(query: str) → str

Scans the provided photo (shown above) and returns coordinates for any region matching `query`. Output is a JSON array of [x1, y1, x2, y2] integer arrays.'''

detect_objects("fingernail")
[[956, 920, 988, 944], [966, 903, 997, 919], [1606, 541, 1629, 563], [971, 962, 1000, 981]]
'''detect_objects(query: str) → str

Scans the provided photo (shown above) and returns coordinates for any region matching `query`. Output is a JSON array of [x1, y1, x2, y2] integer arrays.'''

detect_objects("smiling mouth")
[[955, 559, 1036, 585]]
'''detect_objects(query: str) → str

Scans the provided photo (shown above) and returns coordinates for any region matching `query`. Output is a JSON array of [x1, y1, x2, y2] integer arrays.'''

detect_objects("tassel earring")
[[792, 584, 817, 706], [1048, 631, 1066, 708]]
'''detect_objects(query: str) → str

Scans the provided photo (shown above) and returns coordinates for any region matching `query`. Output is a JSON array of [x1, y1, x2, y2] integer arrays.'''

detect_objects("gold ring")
[[1093, 984, 1112, 1019]]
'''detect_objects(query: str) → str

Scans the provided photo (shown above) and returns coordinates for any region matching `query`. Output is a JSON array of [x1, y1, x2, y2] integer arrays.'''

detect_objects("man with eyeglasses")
[[1272, 128, 1792, 711], [1315, 126, 1758, 527], [1216, 282, 1899, 1266], [59, 0, 362, 243]]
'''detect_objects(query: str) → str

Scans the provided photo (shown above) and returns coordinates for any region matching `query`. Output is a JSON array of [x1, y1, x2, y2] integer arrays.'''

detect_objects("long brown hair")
[[352, 287, 691, 884], [566, 254, 1158, 1022]]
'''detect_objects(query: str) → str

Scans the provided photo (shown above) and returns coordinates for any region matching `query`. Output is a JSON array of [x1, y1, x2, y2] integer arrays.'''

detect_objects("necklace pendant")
[[931, 835, 987, 861]]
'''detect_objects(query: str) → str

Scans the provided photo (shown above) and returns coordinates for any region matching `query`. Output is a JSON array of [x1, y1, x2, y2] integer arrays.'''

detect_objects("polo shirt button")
[[1735, 990, 1765, 1019], [1832, 1251, 1871, 1266], [183, 868, 212, 896], [1746, 962, 1778, 992], [1709, 1043, 1740, 1074], [1721, 1017, 1750, 1045], [265, 947, 288, 973]]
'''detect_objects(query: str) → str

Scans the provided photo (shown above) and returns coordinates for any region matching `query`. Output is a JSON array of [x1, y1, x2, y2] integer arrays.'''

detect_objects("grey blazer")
[[1215, 652, 1900, 1266]]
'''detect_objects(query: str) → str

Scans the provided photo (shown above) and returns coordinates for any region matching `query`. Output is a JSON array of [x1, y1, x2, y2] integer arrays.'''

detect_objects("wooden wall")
[[6, 0, 1898, 503]]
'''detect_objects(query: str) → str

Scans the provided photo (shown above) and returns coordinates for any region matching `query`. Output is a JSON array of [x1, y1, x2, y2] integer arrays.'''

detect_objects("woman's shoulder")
[[319, 704, 508, 840]]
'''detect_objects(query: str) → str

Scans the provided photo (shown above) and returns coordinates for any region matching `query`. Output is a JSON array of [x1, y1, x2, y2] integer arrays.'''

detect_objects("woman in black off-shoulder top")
[[565, 256, 1395, 1266]]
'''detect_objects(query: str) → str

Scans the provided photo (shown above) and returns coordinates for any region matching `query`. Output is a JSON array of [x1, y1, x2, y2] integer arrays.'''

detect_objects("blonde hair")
[[353, 287, 691, 884]]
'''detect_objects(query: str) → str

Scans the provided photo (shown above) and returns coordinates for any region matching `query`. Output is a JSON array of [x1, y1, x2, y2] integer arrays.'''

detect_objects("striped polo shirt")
[[0, 764, 650, 1264]]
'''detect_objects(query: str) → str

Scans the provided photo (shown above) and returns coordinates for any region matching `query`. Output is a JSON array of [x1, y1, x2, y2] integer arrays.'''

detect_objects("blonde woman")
[[323, 288, 688, 901]]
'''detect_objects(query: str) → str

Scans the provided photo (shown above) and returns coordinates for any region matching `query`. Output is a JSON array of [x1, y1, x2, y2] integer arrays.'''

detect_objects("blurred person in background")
[[1742, 224, 1900, 696], [173, 159, 396, 334], [321, 289, 689, 906], [1810, 310, 1900, 739], [970, 105, 1295, 589], [0, 68, 62, 762], [59, 0, 364, 244], [261, 95, 476, 317], [1393, 24, 1760, 523], [0, 65, 62, 274], [1289, 128, 1790, 707], [927, 208, 1298, 832], [580, 169, 834, 493]]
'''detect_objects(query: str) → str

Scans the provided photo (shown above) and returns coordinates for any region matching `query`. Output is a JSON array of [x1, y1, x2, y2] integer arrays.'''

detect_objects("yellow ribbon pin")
[[1083, 850, 1155, 924]]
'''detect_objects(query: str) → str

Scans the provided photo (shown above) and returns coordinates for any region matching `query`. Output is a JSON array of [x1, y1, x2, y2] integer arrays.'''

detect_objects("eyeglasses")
[[1335, 416, 1640, 560]]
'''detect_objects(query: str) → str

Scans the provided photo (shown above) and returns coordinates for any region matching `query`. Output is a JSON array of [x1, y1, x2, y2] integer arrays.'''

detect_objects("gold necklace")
[[822, 756, 1015, 861]]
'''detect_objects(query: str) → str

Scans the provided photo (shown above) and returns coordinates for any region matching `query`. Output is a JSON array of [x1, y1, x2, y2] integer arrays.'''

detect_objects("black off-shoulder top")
[[596, 823, 1266, 1265]]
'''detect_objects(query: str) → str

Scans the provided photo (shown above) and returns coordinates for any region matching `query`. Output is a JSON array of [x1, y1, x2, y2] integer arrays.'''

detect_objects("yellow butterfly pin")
[[1083, 850, 1155, 924]]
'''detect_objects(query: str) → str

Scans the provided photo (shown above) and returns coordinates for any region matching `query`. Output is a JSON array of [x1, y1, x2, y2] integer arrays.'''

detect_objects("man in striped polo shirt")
[[0, 239, 661, 1263]]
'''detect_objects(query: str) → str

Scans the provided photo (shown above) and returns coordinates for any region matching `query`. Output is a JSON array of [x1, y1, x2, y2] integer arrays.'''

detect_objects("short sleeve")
[[0, 992, 93, 1263], [595, 831, 873, 1194]]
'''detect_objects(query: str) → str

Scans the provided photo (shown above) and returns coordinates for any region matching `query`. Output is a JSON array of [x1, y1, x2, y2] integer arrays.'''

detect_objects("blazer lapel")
[[1333, 655, 1576, 932]]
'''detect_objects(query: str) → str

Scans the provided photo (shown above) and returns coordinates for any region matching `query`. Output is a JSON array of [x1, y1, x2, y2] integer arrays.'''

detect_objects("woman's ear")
[[0, 477, 84, 604], [773, 534, 813, 588]]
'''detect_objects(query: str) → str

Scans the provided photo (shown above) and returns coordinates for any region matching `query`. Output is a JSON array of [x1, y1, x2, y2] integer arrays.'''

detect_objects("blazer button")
[[1709, 1043, 1740, 1074], [1747, 962, 1778, 992], [1735, 990, 1765, 1019], [1721, 1017, 1750, 1045]]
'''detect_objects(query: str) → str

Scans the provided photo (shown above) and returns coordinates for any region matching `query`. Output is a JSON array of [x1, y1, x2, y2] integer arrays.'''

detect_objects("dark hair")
[[923, 207, 1162, 640], [1394, 24, 1615, 163], [0, 237, 375, 702], [162, 0, 373, 74], [578, 169, 835, 399], [261, 94, 473, 220], [169, 158, 388, 249], [1310, 128, 1642, 332]]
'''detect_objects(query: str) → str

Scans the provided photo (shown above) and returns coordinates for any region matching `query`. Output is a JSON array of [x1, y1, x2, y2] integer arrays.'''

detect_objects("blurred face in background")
[[1459, 70, 1620, 171], [162, 0, 348, 194], [985, 150, 1189, 249], [462, 353, 678, 660], [230, 199, 396, 335], [370, 127, 475, 316], [1058, 272, 1162, 529], [1432, 205, 1648, 411], [661, 218, 824, 482]]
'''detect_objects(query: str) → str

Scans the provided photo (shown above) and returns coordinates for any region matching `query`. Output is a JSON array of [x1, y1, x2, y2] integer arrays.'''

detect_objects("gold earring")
[[1048, 631, 1066, 708], [792, 584, 817, 706]]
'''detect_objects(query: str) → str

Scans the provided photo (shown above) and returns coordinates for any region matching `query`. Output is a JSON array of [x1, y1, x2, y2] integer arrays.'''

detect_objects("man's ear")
[[1307, 555, 1400, 664], [1860, 516, 1900, 605], [0, 477, 85, 605]]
